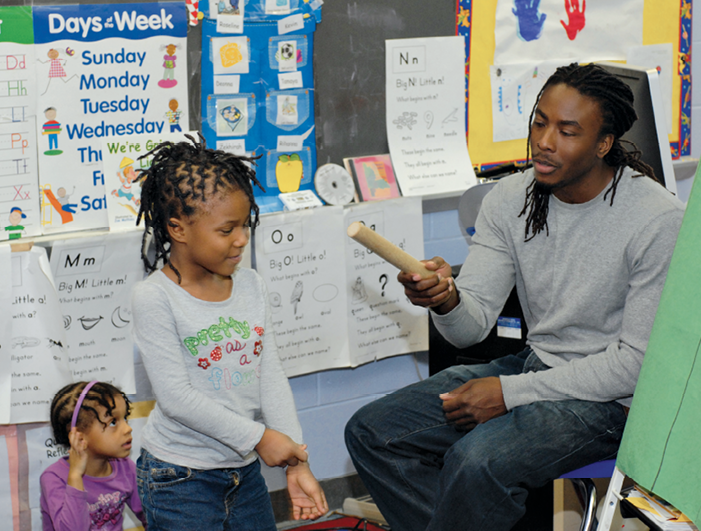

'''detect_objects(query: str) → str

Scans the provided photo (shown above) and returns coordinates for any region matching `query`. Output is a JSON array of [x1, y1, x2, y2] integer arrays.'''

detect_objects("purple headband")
[[71, 381, 99, 429]]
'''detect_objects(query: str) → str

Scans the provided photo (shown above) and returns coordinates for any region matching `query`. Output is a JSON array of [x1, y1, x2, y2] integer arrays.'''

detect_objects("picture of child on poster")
[[159, 43, 179, 88], [39, 48, 78, 96], [42, 107, 62, 155], [5, 207, 27, 240], [166, 99, 182, 132], [112, 157, 141, 214]]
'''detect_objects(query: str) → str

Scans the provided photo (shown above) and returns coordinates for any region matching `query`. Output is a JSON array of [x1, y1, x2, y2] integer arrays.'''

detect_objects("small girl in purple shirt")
[[40, 381, 146, 531]]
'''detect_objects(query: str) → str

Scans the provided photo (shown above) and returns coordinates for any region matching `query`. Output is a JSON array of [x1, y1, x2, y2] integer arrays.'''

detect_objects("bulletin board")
[[457, 0, 692, 170]]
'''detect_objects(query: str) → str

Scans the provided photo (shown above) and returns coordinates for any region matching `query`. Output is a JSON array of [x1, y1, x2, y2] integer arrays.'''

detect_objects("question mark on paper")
[[424, 111, 434, 129], [379, 274, 388, 297]]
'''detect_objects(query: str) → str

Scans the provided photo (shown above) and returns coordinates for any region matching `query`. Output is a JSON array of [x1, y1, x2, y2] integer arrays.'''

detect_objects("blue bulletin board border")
[[456, 0, 692, 169]]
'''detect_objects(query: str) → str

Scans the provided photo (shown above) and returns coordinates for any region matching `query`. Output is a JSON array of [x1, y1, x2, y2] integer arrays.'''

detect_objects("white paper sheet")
[[494, 0, 644, 65], [254, 207, 350, 376], [10, 247, 72, 424], [490, 61, 559, 142], [0, 245, 12, 424], [49, 231, 145, 393], [344, 198, 428, 366], [627, 43, 674, 135], [0, 435, 12, 524], [385, 36, 477, 196]]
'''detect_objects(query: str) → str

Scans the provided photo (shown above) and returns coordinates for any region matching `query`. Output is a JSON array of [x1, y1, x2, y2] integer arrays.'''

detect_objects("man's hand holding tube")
[[397, 256, 459, 315]]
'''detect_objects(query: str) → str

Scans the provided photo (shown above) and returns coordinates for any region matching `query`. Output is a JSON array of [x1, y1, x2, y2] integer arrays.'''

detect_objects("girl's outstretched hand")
[[255, 428, 308, 468], [286, 461, 328, 520], [67, 427, 88, 491]]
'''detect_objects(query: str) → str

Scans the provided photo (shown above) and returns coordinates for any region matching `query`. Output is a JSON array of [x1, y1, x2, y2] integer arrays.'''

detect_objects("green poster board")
[[0, 6, 33, 45], [617, 162, 701, 524]]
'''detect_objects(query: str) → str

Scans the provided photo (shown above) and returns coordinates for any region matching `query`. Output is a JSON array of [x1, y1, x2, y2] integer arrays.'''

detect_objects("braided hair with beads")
[[50, 381, 131, 447], [520, 62, 661, 241], [135, 135, 264, 283]]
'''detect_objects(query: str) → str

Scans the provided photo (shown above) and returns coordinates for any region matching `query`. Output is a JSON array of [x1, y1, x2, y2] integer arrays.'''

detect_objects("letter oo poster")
[[32, 2, 188, 235]]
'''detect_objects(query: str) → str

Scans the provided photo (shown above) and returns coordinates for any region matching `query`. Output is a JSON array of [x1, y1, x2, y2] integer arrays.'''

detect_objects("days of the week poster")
[[33, 2, 188, 235]]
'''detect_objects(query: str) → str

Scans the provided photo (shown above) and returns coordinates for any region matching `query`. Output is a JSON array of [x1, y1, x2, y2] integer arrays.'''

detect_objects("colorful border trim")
[[676, 0, 692, 158], [456, 0, 471, 138]]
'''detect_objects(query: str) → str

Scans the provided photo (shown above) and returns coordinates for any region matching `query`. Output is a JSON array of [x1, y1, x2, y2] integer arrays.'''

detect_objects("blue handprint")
[[512, 0, 547, 42]]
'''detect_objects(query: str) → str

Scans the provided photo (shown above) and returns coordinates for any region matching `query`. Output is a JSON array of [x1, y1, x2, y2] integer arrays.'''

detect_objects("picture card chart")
[[49, 231, 144, 393], [344, 198, 428, 366], [33, 2, 188, 235], [386, 36, 477, 196], [254, 206, 350, 377], [0, 6, 41, 242], [10, 247, 72, 424]]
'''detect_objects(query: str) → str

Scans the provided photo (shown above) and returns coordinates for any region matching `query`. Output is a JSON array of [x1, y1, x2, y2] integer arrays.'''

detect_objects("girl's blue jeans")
[[136, 449, 277, 531], [345, 349, 628, 531]]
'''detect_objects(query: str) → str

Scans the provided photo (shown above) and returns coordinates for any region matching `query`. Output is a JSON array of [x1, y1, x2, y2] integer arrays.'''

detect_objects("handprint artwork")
[[560, 0, 586, 40], [512, 0, 547, 42]]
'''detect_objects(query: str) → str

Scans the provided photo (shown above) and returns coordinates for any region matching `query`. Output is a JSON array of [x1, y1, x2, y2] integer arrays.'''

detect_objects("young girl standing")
[[40, 381, 146, 531], [131, 137, 327, 531]]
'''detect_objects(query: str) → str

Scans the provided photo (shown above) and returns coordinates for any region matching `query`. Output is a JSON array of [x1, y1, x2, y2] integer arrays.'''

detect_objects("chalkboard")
[[313, 0, 456, 167]]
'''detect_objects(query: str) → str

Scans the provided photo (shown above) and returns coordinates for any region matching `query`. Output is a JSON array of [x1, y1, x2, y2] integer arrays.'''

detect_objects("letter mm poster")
[[33, 2, 188, 235]]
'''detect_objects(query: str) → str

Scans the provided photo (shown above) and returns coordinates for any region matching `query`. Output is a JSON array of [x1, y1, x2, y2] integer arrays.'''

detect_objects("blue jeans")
[[136, 450, 277, 531], [345, 349, 628, 531]]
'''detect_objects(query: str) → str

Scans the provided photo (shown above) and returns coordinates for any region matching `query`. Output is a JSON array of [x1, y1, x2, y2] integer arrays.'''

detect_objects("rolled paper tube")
[[347, 221, 433, 279]]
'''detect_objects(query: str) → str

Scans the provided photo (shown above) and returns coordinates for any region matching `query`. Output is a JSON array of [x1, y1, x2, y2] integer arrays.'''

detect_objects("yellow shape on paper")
[[626, 497, 663, 518], [220, 42, 243, 68]]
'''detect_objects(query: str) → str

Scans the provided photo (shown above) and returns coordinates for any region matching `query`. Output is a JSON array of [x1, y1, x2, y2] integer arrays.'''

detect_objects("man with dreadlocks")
[[345, 63, 685, 531]]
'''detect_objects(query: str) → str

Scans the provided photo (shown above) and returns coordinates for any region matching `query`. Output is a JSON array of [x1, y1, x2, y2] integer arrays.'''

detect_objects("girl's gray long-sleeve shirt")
[[131, 267, 302, 469], [433, 168, 685, 410]]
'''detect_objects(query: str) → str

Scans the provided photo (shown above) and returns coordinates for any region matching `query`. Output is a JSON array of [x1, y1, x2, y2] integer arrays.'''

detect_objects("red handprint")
[[560, 0, 585, 41]]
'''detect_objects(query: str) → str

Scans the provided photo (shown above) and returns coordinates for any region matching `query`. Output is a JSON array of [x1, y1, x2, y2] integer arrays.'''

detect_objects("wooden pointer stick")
[[346, 221, 433, 279]]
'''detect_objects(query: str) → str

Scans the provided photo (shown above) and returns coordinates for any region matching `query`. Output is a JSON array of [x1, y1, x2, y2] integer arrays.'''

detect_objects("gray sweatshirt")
[[131, 267, 302, 469], [433, 167, 684, 410]]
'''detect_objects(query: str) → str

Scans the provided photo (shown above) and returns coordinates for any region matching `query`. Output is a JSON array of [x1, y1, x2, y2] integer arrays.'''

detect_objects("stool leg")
[[568, 478, 597, 531]]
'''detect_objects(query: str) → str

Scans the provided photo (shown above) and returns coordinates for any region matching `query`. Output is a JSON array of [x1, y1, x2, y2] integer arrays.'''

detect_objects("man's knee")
[[345, 402, 378, 455], [441, 426, 516, 485]]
